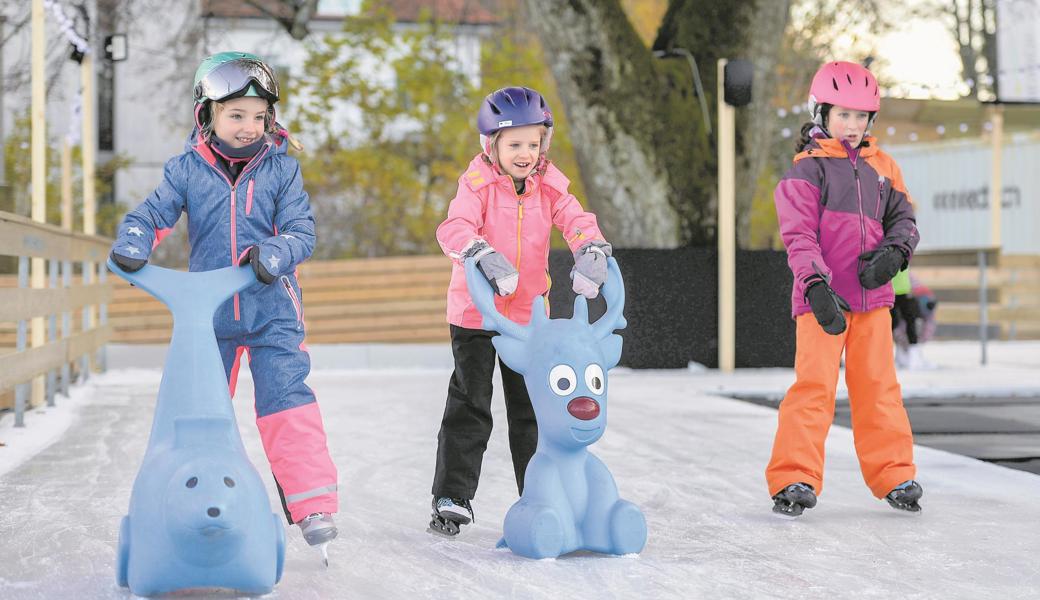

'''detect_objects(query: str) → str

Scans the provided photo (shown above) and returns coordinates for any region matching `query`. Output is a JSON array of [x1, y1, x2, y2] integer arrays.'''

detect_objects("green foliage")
[[288, 5, 473, 258], [478, 8, 586, 250], [288, 2, 583, 257], [2, 110, 130, 236]]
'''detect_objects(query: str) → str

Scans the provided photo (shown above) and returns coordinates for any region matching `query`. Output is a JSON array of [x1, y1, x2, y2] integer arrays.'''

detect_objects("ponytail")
[[794, 122, 816, 152], [794, 104, 831, 152]]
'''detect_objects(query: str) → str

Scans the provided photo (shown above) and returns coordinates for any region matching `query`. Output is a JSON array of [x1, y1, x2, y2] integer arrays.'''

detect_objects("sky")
[[876, 16, 967, 100]]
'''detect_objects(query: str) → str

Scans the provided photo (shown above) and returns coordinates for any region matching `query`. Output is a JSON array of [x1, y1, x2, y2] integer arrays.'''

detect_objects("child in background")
[[767, 61, 924, 517], [109, 52, 339, 556], [892, 268, 938, 369], [429, 86, 612, 536]]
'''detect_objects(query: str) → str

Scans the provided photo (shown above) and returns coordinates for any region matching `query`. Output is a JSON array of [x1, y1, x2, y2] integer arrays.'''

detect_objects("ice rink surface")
[[1, 341, 1039, 599]]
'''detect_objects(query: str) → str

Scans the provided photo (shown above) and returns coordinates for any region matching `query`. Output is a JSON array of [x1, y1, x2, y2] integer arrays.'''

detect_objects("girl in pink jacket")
[[428, 87, 611, 536]]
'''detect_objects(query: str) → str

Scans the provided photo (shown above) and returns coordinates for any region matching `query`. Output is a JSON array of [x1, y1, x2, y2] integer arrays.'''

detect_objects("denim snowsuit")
[[111, 128, 337, 523]]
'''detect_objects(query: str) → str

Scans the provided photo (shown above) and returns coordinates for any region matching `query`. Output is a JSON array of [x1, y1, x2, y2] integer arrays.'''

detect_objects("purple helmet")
[[477, 87, 553, 135]]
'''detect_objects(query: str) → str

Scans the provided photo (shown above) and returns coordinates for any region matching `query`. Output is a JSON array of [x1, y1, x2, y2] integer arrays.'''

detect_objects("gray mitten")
[[570, 240, 612, 299], [464, 240, 518, 296]]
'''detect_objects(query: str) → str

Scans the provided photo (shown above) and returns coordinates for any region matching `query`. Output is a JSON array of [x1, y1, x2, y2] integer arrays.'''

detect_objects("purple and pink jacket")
[[437, 155, 605, 329], [775, 130, 919, 318]]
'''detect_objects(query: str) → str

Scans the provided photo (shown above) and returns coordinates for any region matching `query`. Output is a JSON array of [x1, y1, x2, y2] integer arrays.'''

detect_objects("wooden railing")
[[913, 251, 1040, 340], [107, 254, 452, 345], [919, 252, 1040, 338], [0, 211, 113, 424]]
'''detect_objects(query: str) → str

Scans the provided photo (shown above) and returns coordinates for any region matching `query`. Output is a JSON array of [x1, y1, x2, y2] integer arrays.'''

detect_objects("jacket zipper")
[[502, 181, 526, 320], [194, 142, 272, 321], [281, 275, 303, 328], [875, 176, 885, 221], [854, 163, 867, 311]]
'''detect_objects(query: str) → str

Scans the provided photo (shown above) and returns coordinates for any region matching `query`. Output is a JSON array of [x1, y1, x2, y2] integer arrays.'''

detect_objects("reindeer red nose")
[[567, 396, 600, 420]]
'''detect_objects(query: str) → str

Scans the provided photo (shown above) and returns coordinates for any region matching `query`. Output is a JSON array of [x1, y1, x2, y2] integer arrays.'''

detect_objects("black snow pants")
[[431, 325, 538, 500]]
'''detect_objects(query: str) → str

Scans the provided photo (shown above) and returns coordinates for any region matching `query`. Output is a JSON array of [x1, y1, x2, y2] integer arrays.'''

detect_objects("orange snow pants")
[[766, 308, 916, 499]]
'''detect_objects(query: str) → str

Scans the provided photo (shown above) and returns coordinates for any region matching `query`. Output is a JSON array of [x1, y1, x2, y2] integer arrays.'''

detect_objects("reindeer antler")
[[464, 258, 530, 341], [591, 257, 626, 340]]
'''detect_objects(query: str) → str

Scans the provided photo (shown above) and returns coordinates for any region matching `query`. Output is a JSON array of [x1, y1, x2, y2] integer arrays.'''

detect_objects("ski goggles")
[[193, 58, 279, 104]]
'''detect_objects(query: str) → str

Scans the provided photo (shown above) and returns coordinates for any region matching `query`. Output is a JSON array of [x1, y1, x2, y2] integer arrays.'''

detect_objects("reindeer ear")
[[531, 296, 549, 325], [492, 336, 529, 374], [600, 333, 623, 369], [572, 295, 589, 323]]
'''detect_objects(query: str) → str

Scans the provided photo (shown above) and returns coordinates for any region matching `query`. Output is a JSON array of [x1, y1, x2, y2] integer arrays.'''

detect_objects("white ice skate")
[[297, 513, 337, 567]]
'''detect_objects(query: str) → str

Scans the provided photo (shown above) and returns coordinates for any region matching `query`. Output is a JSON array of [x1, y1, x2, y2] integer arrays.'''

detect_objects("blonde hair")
[[483, 126, 552, 173]]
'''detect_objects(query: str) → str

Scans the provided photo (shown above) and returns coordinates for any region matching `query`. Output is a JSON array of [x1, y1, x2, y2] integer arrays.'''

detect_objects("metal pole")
[[988, 105, 1003, 250], [82, 52, 99, 372], [98, 265, 108, 372], [61, 115, 73, 394], [82, 52, 96, 236], [30, 0, 46, 407], [47, 258, 58, 406], [979, 249, 988, 366], [14, 256, 29, 427], [717, 58, 736, 372], [61, 259, 71, 396], [0, 15, 7, 188], [62, 137, 73, 230], [81, 260, 92, 382]]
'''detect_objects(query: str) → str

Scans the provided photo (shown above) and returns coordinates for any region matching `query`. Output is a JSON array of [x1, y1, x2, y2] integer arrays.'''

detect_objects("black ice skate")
[[772, 482, 818, 518], [428, 497, 474, 538], [885, 480, 923, 513]]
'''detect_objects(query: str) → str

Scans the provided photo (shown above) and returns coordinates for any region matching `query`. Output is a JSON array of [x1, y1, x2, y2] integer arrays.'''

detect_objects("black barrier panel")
[[547, 248, 794, 369]]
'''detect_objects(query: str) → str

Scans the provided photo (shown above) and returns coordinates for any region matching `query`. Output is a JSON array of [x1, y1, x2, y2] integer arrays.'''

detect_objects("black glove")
[[110, 251, 146, 273], [858, 245, 906, 290], [805, 277, 850, 335], [238, 245, 277, 284]]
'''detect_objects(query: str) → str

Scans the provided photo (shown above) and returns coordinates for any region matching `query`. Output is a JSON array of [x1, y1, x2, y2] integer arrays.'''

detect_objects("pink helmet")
[[807, 61, 880, 127]]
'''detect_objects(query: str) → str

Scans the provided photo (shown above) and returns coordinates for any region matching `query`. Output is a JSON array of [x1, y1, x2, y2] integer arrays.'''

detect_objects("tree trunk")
[[735, 0, 791, 248], [521, 0, 683, 247], [522, 0, 767, 248]]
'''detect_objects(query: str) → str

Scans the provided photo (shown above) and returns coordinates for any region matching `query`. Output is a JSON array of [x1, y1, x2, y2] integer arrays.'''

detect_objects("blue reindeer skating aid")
[[108, 261, 285, 596], [464, 256, 647, 559]]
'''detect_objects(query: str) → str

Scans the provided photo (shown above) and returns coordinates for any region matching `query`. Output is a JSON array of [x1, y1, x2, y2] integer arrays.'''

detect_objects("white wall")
[[888, 135, 1040, 255], [112, 6, 488, 208]]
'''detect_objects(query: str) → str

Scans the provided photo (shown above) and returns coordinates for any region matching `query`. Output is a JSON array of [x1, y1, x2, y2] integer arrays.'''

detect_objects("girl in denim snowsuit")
[[110, 53, 338, 553]]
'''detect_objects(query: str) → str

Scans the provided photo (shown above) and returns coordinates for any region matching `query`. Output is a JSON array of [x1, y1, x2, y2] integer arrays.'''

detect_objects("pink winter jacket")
[[437, 154, 606, 329]]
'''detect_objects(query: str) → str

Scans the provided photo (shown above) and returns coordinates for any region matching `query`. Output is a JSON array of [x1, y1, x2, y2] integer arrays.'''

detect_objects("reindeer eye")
[[186, 477, 198, 489], [548, 365, 577, 396], [585, 364, 605, 394]]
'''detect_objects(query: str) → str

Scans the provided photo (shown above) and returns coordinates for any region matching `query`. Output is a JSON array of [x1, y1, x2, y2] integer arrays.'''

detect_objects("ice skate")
[[427, 497, 474, 538], [297, 513, 338, 566], [906, 346, 935, 370], [772, 482, 817, 519], [895, 344, 911, 369], [885, 480, 923, 514]]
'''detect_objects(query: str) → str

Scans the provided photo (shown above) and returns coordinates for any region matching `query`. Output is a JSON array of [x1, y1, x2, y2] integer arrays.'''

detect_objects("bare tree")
[[945, 0, 999, 99]]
